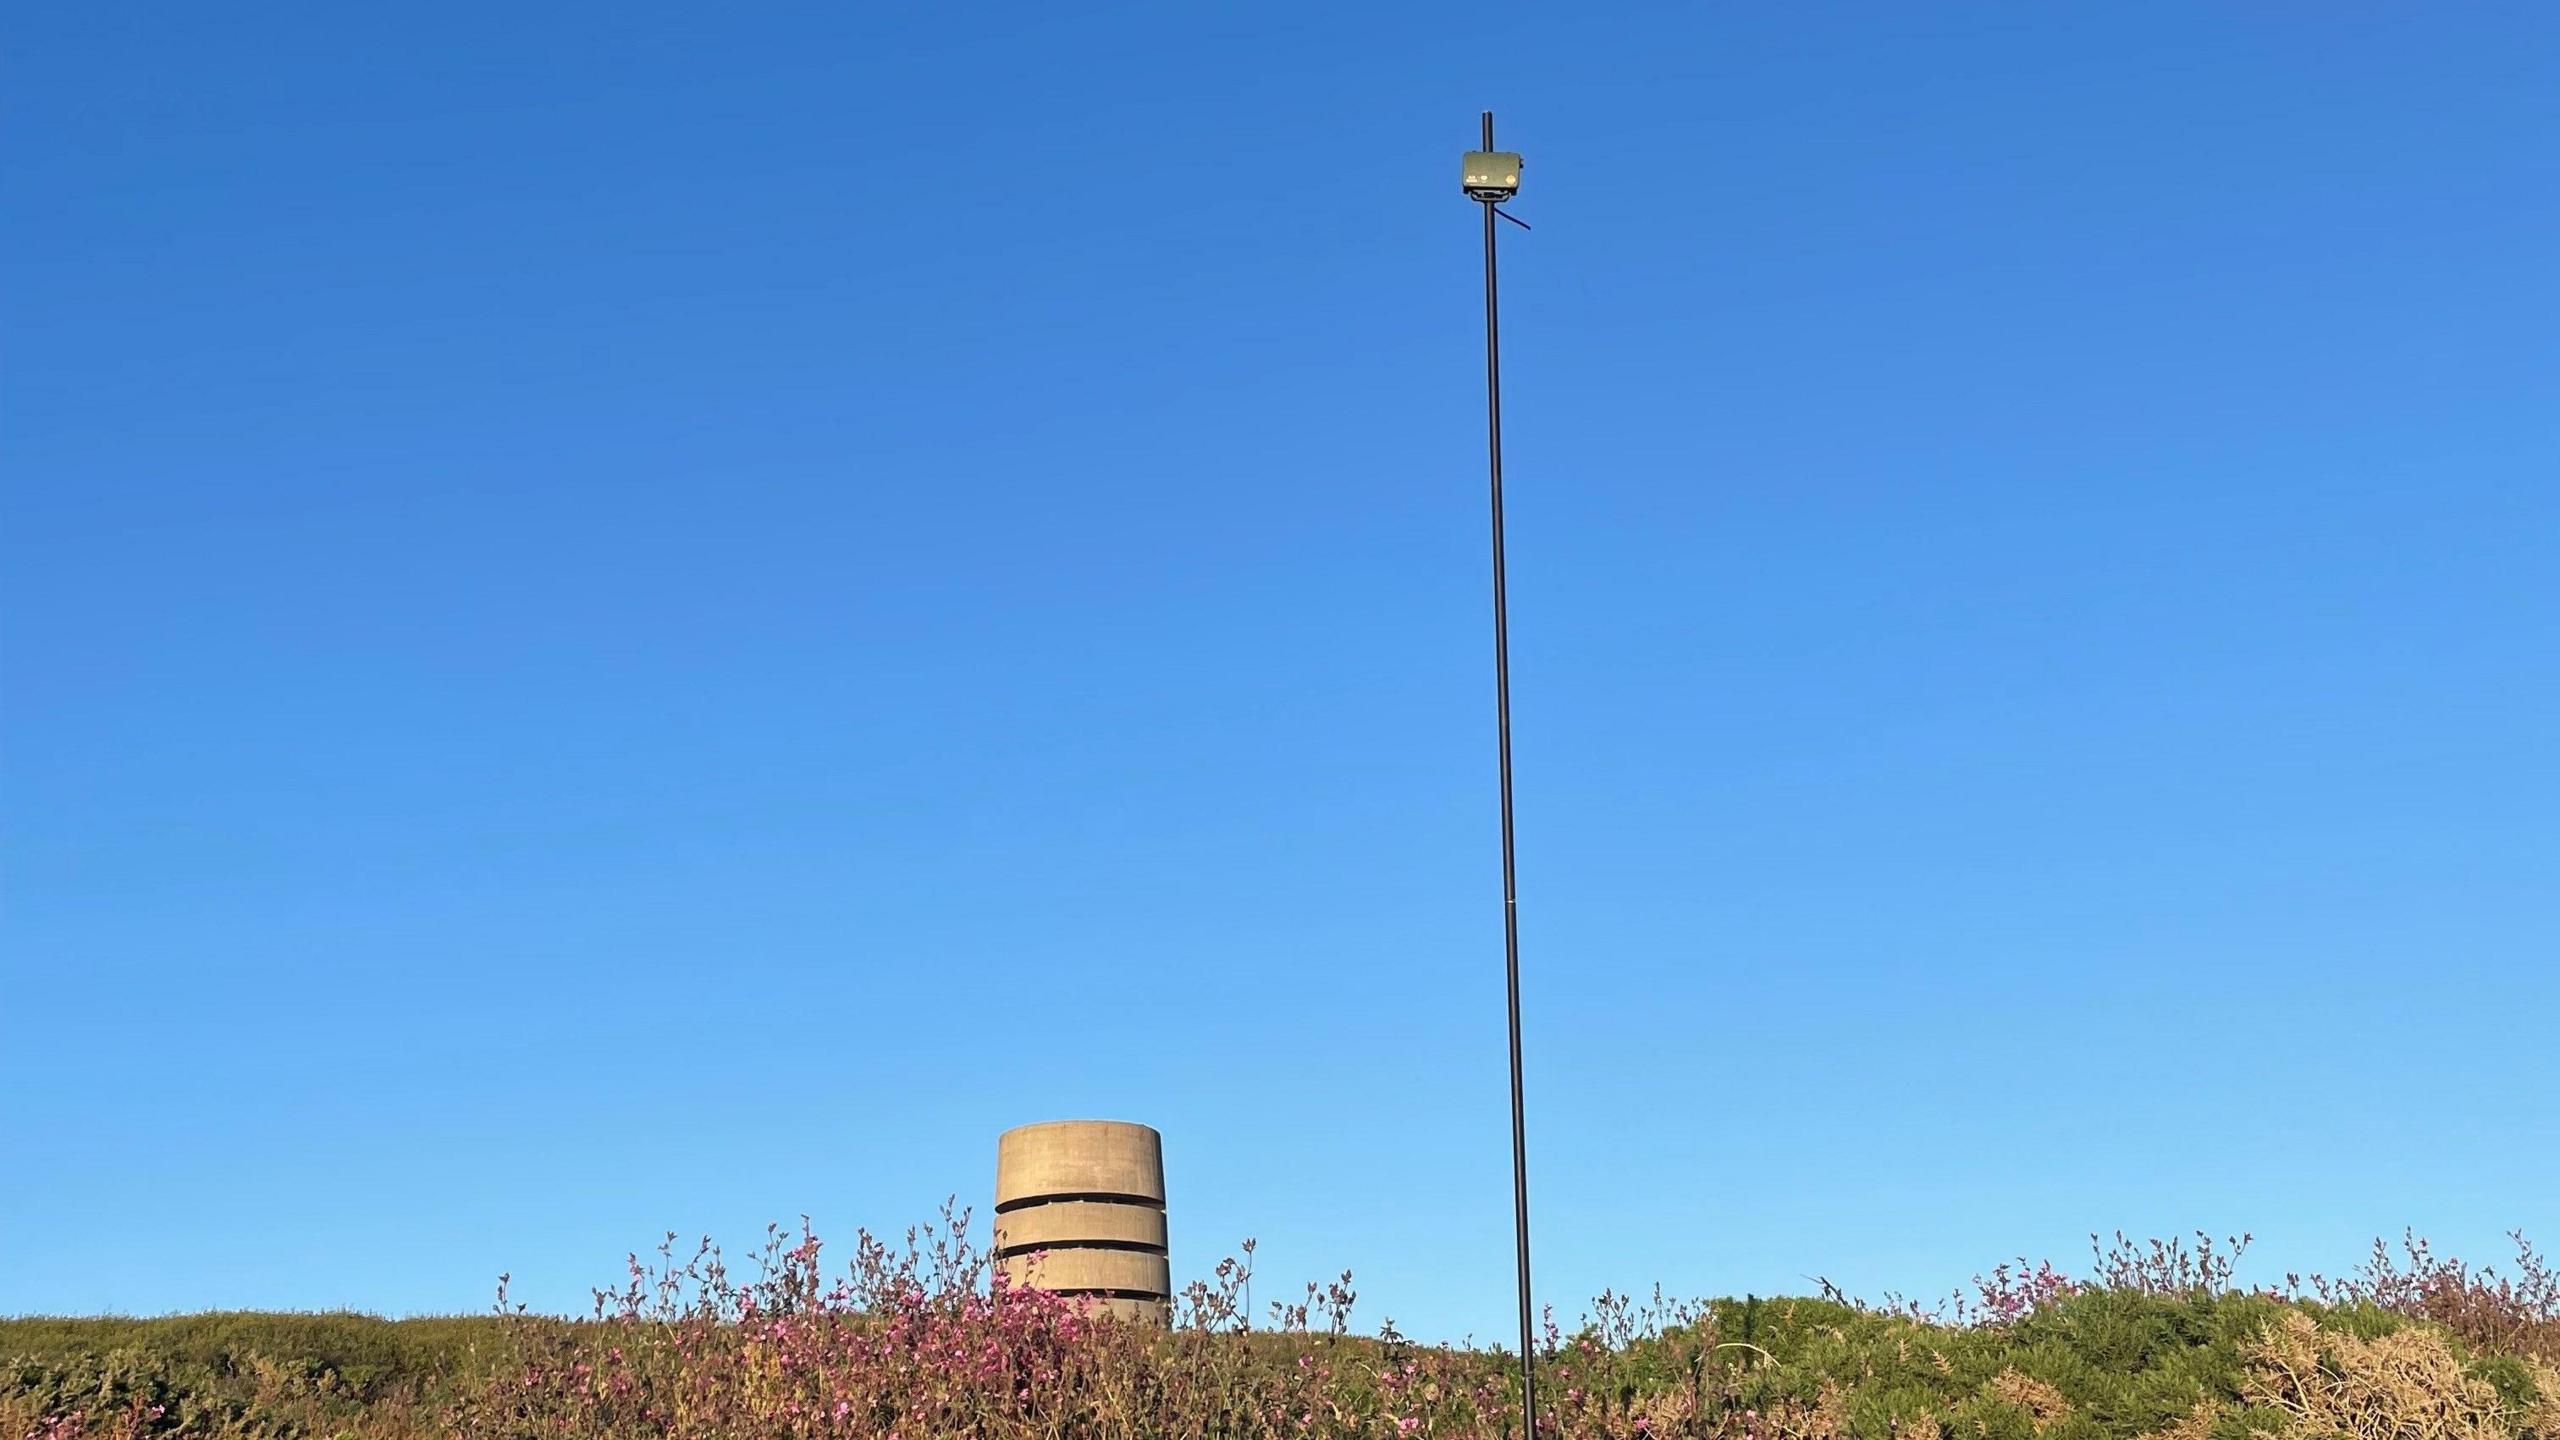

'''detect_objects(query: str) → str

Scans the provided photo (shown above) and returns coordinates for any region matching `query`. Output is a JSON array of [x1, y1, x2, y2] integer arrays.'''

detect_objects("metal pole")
[[1478, 107, 1538, 1440]]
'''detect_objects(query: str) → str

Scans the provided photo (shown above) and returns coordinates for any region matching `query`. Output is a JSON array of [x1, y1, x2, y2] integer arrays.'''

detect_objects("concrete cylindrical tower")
[[993, 1120, 1169, 1323]]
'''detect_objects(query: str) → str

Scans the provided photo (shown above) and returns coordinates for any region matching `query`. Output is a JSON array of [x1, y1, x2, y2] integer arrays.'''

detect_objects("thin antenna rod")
[[1479, 107, 1538, 1440]]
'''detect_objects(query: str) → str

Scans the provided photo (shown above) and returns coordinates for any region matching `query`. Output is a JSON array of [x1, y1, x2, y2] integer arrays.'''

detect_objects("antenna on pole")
[[1463, 108, 1538, 1440]]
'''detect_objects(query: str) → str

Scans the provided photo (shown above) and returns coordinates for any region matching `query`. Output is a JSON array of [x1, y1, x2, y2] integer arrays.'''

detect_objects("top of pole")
[[1463, 113, 1523, 205]]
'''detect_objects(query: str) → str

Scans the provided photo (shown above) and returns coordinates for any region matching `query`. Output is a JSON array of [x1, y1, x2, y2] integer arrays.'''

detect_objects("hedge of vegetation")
[[7, 1223, 2553, 1440]]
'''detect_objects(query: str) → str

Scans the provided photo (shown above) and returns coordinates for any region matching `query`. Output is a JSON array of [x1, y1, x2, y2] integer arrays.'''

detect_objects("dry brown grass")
[[2520, 1359, 2560, 1438], [2132, 1398, 2224, 1440], [2243, 1310, 2511, 1440], [1987, 1367, 2072, 1431]]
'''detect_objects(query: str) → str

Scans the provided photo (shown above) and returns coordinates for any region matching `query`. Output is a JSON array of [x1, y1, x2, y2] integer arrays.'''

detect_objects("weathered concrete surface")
[[993, 1199, 1167, 1253], [994, 1120, 1169, 1325], [995, 1120, 1165, 1205], [999, 1248, 1173, 1296], [1077, 1297, 1171, 1324]]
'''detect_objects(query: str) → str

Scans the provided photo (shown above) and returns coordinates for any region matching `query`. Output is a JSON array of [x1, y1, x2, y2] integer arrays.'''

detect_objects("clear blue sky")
[[5, 3, 2555, 1341]]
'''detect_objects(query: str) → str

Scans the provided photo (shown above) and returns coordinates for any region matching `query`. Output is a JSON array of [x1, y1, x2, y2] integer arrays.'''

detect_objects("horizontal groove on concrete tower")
[[991, 1190, 1164, 1214]]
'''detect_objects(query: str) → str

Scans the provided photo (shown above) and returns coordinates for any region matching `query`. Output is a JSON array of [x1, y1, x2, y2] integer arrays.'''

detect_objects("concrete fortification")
[[992, 1120, 1169, 1323]]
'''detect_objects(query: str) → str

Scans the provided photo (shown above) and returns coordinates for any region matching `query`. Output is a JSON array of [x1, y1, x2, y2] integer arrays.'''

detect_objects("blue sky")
[[5, 3, 2555, 1341]]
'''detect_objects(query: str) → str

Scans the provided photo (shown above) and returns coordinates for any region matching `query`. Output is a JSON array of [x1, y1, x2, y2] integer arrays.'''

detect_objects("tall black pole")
[[1478, 107, 1537, 1440]]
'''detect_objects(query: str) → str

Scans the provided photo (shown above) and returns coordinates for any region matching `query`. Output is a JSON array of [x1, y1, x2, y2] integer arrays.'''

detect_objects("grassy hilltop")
[[8, 1224, 2556, 1440]]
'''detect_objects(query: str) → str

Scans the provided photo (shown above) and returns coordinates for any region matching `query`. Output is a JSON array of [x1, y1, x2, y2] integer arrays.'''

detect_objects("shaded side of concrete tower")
[[992, 1120, 1169, 1324]]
